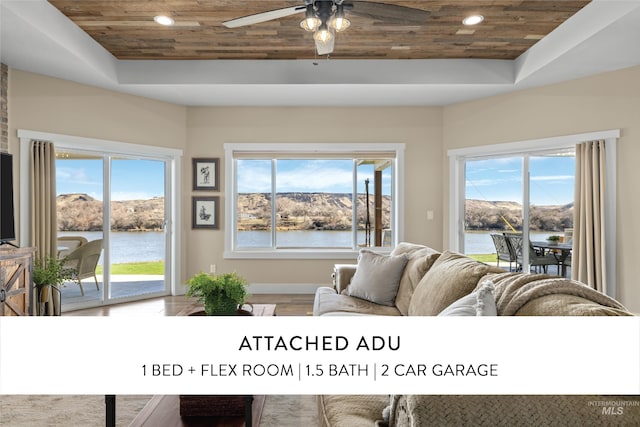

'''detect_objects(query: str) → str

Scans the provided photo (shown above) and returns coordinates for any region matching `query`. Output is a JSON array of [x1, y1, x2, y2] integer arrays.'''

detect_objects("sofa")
[[313, 243, 637, 426]]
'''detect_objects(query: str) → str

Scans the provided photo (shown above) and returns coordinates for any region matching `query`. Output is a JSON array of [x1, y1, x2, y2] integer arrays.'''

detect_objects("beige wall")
[[443, 65, 640, 313], [185, 107, 444, 285], [8, 71, 187, 151]]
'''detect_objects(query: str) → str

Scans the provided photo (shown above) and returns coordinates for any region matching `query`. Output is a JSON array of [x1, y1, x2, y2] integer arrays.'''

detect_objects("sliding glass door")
[[56, 153, 105, 307], [464, 156, 523, 258], [56, 151, 171, 311], [459, 150, 575, 276], [108, 157, 167, 300], [527, 153, 575, 276]]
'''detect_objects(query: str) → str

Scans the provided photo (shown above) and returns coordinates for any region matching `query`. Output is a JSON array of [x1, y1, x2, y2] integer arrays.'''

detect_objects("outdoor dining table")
[[531, 241, 573, 277]]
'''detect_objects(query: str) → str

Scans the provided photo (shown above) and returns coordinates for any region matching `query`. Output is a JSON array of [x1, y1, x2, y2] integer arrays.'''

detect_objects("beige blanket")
[[482, 272, 632, 316], [392, 395, 640, 426]]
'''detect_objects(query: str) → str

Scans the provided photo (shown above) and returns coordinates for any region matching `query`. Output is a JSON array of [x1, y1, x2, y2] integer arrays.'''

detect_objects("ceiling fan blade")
[[223, 5, 306, 28], [349, 1, 430, 25]]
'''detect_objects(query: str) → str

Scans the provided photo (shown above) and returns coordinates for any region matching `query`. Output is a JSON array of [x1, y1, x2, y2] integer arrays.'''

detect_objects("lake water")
[[59, 231, 166, 265], [61, 230, 558, 264], [465, 231, 555, 254]]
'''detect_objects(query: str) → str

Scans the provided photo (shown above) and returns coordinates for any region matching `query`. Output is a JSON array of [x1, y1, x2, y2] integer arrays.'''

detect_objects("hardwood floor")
[[64, 294, 315, 316]]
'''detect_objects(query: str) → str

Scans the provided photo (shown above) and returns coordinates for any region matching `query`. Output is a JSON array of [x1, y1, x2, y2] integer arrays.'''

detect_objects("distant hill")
[[57, 193, 165, 231], [57, 194, 572, 232], [465, 199, 573, 231], [237, 192, 391, 231], [57, 192, 391, 232]]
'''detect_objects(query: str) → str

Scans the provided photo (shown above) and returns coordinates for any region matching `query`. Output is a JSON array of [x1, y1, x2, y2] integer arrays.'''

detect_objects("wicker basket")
[[179, 395, 251, 417]]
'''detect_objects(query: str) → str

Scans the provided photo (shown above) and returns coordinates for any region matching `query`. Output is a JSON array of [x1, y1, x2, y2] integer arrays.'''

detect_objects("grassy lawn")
[[467, 253, 497, 263], [96, 261, 164, 275]]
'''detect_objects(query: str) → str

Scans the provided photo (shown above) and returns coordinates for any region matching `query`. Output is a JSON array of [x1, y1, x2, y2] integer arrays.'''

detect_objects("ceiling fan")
[[223, 0, 430, 55]]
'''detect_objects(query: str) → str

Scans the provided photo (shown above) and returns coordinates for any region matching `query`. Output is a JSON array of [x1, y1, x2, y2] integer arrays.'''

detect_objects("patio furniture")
[[506, 234, 560, 274], [64, 239, 103, 296], [532, 240, 573, 277], [56, 235, 88, 259], [490, 233, 516, 271]]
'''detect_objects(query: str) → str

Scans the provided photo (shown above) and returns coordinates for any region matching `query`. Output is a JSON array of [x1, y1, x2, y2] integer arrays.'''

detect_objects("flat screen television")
[[1, 152, 16, 245]]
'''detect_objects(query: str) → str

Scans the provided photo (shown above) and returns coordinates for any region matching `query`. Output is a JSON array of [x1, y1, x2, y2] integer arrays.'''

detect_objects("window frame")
[[224, 143, 405, 259], [447, 129, 619, 297], [18, 129, 183, 302]]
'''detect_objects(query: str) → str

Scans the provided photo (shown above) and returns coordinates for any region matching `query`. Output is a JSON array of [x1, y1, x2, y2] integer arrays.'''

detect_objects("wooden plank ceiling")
[[48, 0, 590, 60]]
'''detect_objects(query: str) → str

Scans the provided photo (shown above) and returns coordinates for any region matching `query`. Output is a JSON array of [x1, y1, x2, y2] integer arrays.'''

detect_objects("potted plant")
[[32, 256, 72, 303], [185, 272, 249, 315], [547, 235, 561, 245]]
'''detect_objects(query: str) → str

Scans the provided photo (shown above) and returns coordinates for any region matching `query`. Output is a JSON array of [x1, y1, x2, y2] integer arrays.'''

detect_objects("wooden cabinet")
[[0, 247, 35, 316]]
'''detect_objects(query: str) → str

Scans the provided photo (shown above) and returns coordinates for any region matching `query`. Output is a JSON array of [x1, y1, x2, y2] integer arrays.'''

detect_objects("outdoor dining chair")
[[505, 233, 560, 274], [490, 233, 517, 271]]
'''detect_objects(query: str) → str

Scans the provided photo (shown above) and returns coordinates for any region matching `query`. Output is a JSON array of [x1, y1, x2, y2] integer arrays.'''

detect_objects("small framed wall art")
[[192, 158, 219, 191], [192, 196, 219, 229]]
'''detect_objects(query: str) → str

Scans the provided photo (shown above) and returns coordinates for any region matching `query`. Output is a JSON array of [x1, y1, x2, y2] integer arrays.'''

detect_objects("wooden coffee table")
[[129, 395, 265, 427], [129, 303, 276, 427]]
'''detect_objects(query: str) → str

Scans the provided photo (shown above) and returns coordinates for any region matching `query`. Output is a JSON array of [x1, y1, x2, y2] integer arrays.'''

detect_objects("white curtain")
[[30, 140, 58, 314], [572, 140, 606, 292]]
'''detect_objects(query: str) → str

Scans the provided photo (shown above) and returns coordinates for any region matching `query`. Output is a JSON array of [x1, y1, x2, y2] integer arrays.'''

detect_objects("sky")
[[465, 155, 575, 206], [57, 158, 392, 200], [56, 158, 165, 201], [237, 159, 392, 195]]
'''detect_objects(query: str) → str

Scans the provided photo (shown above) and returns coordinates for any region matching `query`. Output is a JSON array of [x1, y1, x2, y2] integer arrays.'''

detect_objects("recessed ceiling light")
[[154, 15, 174, 26], [463, 15, 484, 26]]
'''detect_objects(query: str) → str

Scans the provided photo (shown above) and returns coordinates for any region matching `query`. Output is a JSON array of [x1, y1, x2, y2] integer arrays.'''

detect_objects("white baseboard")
[[246, 283, 325, 294]]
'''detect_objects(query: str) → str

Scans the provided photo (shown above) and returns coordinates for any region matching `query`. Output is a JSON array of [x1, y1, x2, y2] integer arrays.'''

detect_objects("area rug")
[[0, 394, 318, 426]]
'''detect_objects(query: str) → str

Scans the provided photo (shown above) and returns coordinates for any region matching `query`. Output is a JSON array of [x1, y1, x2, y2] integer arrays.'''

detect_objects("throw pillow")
[[408, 250, 501, 316], [390, 243, 441, 316], [346, 250, 409, 306], [437, 280, 497, 316]]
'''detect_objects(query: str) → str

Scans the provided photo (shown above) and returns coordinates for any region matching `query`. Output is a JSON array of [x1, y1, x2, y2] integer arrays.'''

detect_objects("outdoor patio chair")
[[56, 235, 88, 259], [490, 233, 516, 271], [506, 234, 560, 274], [64, 238, 103, 296]]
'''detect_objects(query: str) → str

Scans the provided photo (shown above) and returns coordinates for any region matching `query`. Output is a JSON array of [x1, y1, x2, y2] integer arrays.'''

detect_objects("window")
[[225, 143, 404, 259], [462, 151, 575, 270], [448, 130, 618, 290]]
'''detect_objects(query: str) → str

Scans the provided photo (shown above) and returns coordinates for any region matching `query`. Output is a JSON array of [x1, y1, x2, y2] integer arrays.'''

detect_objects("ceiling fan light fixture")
[[314, 29, 335, 55], [330, 5, 351, 32], [462, 14, 484, 26], [314, 23, 334, 44], [153, 15, 174, 26], [300, 5, 321, 32]]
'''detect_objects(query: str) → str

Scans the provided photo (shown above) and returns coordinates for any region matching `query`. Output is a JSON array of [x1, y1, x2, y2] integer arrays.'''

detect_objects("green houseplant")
[[33, 256, 72, 302], [547, 235, 561, 245], [185, 272, 248, 315]]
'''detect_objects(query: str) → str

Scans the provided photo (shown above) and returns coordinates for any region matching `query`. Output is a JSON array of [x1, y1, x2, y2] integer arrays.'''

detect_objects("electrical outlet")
[[209, 264, 216, 274], [427, 210, 434, 220]]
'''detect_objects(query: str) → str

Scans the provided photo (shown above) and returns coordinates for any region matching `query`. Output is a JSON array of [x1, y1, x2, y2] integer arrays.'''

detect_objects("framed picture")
[[192, 158, 219, 191], [192, 196, 219, 229]]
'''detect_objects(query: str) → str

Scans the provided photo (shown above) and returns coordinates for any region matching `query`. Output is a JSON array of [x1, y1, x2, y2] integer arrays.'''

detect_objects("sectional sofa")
[[313, 243, 637, 426]]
